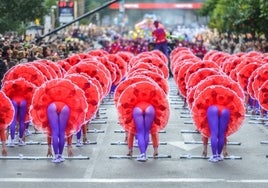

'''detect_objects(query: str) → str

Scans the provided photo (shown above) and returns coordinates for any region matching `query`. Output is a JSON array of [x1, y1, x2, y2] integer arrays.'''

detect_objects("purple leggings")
[[154, 42, 169, 58], [207, 105, 230, 156], [132, 105, 156, 154], [76, 129, 82, 140], [47, 103, 70, 156], [10, 99, 27, 140]]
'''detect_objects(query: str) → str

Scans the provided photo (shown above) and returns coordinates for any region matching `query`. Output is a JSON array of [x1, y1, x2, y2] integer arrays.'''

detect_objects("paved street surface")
[[1, 78, 268, 188]]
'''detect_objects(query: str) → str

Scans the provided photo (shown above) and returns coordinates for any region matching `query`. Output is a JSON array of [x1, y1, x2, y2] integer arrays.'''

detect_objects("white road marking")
[[0, 178, 268, 183], [169, 132, 200, 151]]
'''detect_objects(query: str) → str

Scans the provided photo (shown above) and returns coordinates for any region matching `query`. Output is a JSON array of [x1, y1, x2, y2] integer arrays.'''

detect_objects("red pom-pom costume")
[[193, 75, 245, 102], [57, 59, 72, 72], [184, 60, 220, 85], [2, 78, 36, 122], [116, 51, 134, 64], [87, 49, 109, 57], [36, 59, 63, 78], [128, 62, 164, 77], [64, 73, 100, 121], [127, 70, 169, 94], [30, 61, 53, 80], [2, 78, 36, 145], [252, 64, 268, 100], [116, 81, 170, 135], [175, 61, 197, 98], [186, 68, 221, 109], [236, 62, 262, 93], [0, 91, 14, 155], [67, 61, 112, 96], [0, 91, 15, 129], [107, 54, 128, 80], [191, 85, 245, 138], [171, 53, 199, 74], [96, 56, 117, 84], [30, 78, 88, 137], [114, 76, 154, 107], [2, 63, 47, 87], [258, 80, 268, 111], [134, 56, 169, 79]]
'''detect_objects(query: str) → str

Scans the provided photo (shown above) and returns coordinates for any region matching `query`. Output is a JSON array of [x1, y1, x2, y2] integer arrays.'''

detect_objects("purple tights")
[[47, 103, 70, 156], [76, 129, 82, 140], [132, 105, 155, 154], [207, 105, 230, 156], [10, 99, 27, 140]]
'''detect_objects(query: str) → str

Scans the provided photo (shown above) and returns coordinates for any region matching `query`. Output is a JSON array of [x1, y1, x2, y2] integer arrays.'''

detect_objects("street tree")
[[0, 0, 48, 34], [199, 0, 268, 39]]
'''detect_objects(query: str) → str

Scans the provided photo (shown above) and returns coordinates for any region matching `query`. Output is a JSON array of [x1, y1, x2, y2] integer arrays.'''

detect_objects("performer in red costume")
[[109, 35, 122, 54], [64, 73, 100, 148], [2, 78, 37, 146], [192, 85, 245, 162], [30, 79, 88, 163], [0, 91, 15, 155], [152, 20, 169, 58], [116, 80, 169, 162], [2, 63, 47, 146], [192, 37, 207, 59], [135, 14, 155, 32]]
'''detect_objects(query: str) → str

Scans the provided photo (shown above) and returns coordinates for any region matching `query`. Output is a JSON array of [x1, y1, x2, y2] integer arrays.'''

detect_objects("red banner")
[[110, 3, 203, 10], [58, 1, 74, 8]]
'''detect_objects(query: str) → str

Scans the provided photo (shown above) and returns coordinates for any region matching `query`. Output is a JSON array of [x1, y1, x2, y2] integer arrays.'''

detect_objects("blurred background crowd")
[[1, 0, 268, 84]]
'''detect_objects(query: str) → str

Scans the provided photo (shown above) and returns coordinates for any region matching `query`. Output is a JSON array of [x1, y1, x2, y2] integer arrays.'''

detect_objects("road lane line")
[[0, 178, 268, 183]]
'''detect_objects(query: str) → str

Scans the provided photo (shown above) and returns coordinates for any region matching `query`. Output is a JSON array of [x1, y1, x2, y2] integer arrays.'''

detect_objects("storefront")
[[109, 0, 207, 28]]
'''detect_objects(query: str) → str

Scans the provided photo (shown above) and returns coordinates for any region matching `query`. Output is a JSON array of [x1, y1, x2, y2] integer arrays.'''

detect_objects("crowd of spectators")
[[1, 24, 268, 86], [0, 30, 92, 85]]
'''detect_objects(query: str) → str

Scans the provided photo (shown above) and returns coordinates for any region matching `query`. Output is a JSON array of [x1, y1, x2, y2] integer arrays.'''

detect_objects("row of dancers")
[[171, 47, 268, 162], [0, 46, 268, 163]]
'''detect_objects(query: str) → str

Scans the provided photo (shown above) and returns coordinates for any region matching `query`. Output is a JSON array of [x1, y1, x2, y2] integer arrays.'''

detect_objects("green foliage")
[[82, 0, 112, 25], [198, 0, 218, 17], [259, 0, 268, 17], [200, 0, 268, 38], [85, 0, 111, 12], [0, 0, 48, 34], [45, 0, 58, 8]]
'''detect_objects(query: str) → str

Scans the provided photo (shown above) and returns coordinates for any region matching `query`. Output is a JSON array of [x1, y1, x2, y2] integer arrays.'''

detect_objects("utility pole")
[[37, 0, 120, 42], [119, 0, 125, 33], [74, 0, 79, 27]]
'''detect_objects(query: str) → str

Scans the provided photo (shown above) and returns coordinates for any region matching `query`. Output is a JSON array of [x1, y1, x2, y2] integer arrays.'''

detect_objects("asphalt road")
[[1, 78, 268, 188]]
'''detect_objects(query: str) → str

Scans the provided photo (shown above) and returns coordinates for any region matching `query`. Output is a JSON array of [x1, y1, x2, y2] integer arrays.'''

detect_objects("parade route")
[[1, 78, 268, 188]]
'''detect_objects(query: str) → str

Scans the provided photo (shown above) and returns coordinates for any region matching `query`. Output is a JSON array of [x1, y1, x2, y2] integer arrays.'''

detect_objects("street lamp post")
[[51, 5, 57, 30], [118, 0, 125, 33]]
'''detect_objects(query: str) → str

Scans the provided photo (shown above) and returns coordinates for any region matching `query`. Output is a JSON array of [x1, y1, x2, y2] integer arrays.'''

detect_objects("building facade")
[[109, 0, 207, 28]]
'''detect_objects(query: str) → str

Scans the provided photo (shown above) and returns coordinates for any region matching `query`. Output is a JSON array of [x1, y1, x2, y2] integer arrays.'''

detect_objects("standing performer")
[[109, 35, 122, 54], [152, 20, 169, 58], [192, 37, 207, 59]]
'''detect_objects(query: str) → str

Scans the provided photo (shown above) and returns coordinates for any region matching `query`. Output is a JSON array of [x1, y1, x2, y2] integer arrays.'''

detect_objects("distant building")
[[109, 0, 207, 28], [57, 0, 85, 24]]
